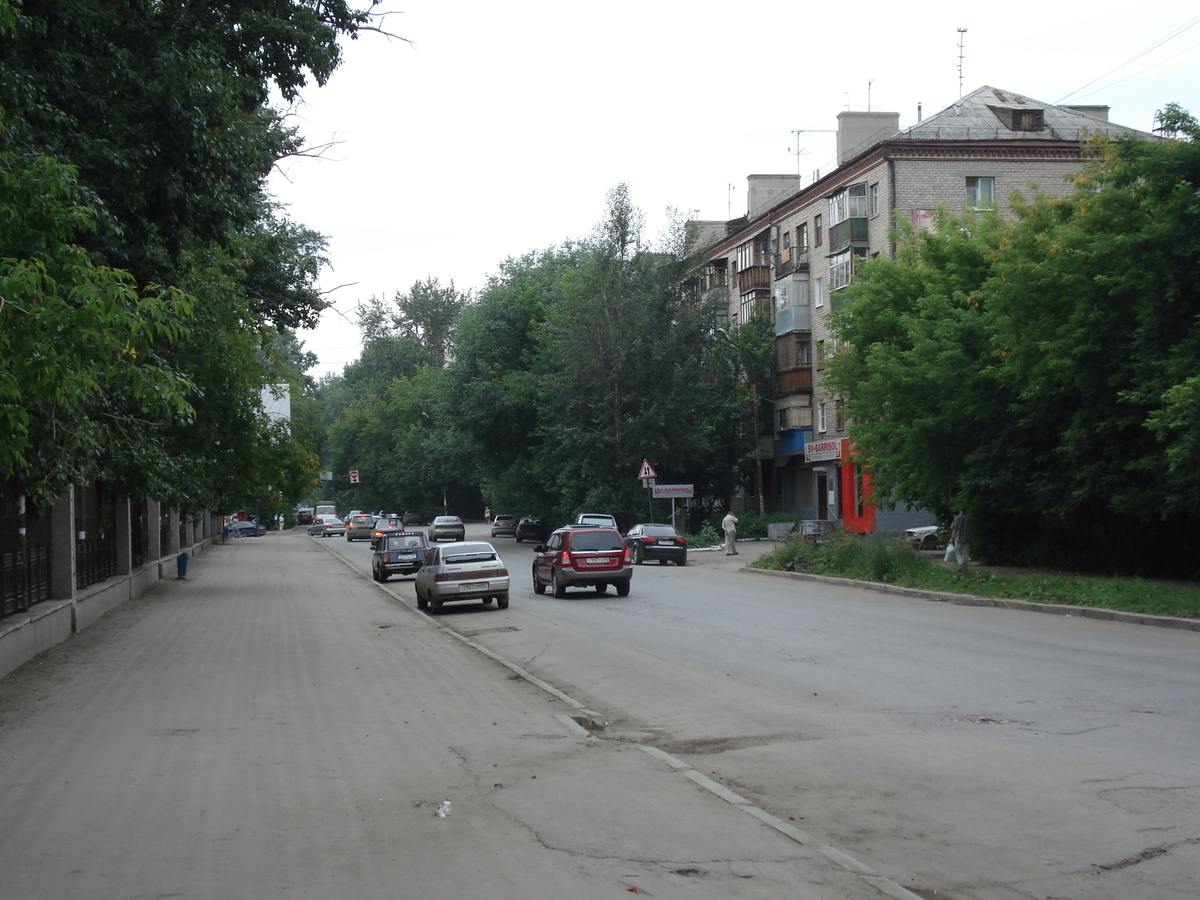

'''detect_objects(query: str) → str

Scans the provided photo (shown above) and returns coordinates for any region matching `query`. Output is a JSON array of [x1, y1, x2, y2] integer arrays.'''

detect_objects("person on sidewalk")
[[721, 511, 739, 555], [950, 507, 972, 573]]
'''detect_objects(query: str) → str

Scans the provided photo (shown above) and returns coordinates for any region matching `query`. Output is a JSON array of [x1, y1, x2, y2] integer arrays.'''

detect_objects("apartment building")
[[704, 86, 1153, 530]]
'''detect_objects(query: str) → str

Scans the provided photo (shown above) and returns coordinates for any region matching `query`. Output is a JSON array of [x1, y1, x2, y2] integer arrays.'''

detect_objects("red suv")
[[532, 527, 632, 598]]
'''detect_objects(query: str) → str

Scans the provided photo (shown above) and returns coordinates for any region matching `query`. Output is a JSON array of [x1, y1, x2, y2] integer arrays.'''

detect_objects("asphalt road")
[[0, 527, 902, 900], [333, 523, 1200, 900]]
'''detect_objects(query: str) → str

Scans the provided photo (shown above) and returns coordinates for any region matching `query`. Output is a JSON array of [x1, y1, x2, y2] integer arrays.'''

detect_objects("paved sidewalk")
[[0, 530, 902, 900]]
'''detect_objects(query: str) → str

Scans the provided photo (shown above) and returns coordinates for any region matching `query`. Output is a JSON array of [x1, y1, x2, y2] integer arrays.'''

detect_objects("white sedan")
[[414, 541, 509, 612]]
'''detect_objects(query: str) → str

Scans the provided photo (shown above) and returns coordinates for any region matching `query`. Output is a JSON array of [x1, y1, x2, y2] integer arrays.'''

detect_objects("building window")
[[817, 401, 827, 433], [776, 335, 811, 370], [829, 247, 867, 291], [835, 400, 845, 431], [870, 183, 880, 217], [797, 222, 808, 251], [1012, 109, 1044, 131], [966, 176, 995, 208], [813, 276, 824, 308], [829, 183, 868, 226], [814, 214, 822, 247], [816, 340, 826, 370]]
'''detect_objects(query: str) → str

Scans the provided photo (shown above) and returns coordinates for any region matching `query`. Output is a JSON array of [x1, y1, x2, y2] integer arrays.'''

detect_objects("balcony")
[[776, 428, 813, 455], [776, 368, 813, 394], [737, 265, 771, 294], [828, 217, 869, 252], [774, 304, 811, 335], [774, 248, 809, 277]]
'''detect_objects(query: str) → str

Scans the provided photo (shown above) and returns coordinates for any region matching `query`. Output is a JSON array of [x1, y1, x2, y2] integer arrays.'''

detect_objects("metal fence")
[[75, 484, 118, 590], [0, 484, 54, 618]]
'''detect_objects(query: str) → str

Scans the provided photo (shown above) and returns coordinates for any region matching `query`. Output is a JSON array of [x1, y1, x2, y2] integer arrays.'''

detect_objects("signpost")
[[349, 470, 360, 484], [637, 459, 657, 522], [652, 484, 693, 528]]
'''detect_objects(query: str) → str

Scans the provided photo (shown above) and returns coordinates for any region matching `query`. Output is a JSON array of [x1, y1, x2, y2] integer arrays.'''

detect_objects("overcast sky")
[[268, 1, 1200, 379]]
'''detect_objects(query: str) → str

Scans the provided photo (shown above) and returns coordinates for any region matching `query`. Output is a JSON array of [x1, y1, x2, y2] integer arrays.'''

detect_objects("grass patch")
[[753, 533, 1200, 619]]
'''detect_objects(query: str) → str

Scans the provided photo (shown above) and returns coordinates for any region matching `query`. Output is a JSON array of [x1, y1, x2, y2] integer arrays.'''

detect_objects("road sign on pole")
[[638, 459, 657, 481]]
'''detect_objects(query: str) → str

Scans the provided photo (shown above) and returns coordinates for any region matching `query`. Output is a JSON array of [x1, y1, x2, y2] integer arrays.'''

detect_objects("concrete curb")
[[741, 566, 1200, 632]]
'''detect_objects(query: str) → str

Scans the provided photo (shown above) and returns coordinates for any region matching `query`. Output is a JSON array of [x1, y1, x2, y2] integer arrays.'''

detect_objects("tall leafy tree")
[[828, 106, 1200, 574]]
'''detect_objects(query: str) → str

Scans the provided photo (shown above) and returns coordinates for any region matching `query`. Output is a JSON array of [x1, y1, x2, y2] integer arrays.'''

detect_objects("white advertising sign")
[[652, 484, 694, 498], [804, 439, 843, 463]]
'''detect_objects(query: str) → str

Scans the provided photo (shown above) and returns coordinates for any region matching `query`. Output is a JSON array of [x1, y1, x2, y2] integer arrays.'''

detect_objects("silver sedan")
[[427, 515, 465, 542], [414, 541, 509, 612]]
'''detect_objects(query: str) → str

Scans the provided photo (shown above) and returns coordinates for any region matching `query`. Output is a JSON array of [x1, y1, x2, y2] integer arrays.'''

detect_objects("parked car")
[[307, 515, 346, 537], [231, 519, 266, 537], [371, 531, 430, 581], [428, 515, 466, 542], [414, 541, 509, 611], [402, 510, 425, 526], [489, 514, 516, 537], [905, 524, 945, 551], [370, 516, 404, 549], [345, 514, 377, 542], [624, 523, 687, 566], [515, 515, 550, 544], [572, 513, 617, 529], [532, 527, 632, 598]]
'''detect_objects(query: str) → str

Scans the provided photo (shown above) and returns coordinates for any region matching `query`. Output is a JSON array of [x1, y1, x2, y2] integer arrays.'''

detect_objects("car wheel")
[[553, 570, 568, 599], [379, 573, 389, 583], [633, 544, 643, 565], [515, 535, 522, 544], [532, 567, 546, 595], [417, 589, 428, 610], [496, 593, 509, 610], [616, 579, 631, 597], [921, 534, 938, 551], [480, 596, 492, 605], [676, 557, 687, 566], [430, 594, 443, 612], [658, 558, 668, 566], [595, 582, 607, 594]]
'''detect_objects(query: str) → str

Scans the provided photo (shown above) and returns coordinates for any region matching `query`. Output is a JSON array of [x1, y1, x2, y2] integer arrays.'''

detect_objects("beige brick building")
[[704, 86, 1154, 529]]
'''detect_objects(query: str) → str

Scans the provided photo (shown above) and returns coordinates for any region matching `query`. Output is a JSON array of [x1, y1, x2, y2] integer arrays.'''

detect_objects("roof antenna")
[[956, 28, 968, 97], [867, 79, 874, 111]]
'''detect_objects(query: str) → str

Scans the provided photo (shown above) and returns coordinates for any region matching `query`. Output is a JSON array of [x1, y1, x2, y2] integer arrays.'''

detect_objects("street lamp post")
[[716, 328, 766, 518]]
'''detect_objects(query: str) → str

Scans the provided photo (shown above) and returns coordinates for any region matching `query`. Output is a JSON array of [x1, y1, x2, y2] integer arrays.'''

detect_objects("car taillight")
[[644, 536, 657, 543], [435, 573, 449, 582], [561, 551, 571, 566], [497, 568, 508, 576], [623, 547, 631, 564]]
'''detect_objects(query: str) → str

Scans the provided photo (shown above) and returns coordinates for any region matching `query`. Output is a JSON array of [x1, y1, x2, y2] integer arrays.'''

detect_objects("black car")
[[514, 516, 549, 544], [624, 523, 687, 566], [371, 532, 430, 581]]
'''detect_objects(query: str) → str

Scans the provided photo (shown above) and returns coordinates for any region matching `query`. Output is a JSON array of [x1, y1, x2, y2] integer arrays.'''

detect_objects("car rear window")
[[642, 525, 678, 536], [569, 532, 623, 552], [445, 550, 497, 564]]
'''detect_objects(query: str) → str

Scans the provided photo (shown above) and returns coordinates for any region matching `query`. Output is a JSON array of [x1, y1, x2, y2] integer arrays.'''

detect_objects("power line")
[[1056, 13, 1200, 104]]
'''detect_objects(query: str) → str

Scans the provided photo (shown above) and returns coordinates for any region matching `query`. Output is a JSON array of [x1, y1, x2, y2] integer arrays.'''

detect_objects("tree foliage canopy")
[[826, 104, 1200, 574], [0, 0, 378, 511]]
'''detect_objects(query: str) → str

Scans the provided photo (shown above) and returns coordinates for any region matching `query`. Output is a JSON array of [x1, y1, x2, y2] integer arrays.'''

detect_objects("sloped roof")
[[893, 85, 1154, 143]]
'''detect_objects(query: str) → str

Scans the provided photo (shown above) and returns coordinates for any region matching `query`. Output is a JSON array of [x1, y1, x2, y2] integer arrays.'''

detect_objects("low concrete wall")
[[0, 600, 75, 679], [0, 539, 211, 680]]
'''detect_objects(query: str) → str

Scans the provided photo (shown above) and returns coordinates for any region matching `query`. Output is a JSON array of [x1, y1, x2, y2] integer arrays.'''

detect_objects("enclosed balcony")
[[828, 217, 869, 252]]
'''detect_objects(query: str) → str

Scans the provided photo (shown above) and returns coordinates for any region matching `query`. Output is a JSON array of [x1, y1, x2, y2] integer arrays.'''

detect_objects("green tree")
[[828, 106, 1200, 574]]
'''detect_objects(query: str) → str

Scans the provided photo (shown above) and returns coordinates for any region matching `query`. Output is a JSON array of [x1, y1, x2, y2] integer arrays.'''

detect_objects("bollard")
[[176, 552, 189, 579]]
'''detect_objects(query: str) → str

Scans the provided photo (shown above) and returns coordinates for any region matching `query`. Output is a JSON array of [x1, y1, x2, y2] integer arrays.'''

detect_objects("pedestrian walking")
[[721, 511, 739, 555], [950, 507, 972, 573]]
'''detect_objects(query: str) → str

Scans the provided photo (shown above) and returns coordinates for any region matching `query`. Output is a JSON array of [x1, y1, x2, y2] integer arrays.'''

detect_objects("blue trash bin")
[[176, 552, 189, 579]]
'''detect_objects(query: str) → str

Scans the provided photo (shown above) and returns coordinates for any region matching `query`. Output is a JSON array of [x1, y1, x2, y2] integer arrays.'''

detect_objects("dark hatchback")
[[515, 516, 550, 544], [624, 523, 687, 566], [371, 532, 430, 581]]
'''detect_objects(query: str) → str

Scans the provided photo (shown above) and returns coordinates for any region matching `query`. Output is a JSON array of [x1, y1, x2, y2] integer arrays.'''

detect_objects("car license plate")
[[460, 582, 487, 591], [586, 557, 608, 564]]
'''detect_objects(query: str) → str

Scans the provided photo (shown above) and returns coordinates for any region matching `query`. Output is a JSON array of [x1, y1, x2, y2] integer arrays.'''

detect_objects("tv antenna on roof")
[[957, 28, 968, 97]]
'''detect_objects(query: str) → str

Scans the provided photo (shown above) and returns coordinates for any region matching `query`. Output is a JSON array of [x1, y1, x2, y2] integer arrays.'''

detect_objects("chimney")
[[837, 111, 900, 165]]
